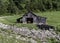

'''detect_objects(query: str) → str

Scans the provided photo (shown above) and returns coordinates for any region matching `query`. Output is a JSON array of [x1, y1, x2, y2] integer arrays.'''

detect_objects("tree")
[[7, 0, 19, 14], [0, 0, 7, 14]]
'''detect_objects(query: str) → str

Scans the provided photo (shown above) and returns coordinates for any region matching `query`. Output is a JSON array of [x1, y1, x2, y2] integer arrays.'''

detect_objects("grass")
[[0, 11, 60, 29], [0, 28, 29, 43], [0, 11, 60, 43], [47, 38, 60, 43], [35, 11, 60, 26]]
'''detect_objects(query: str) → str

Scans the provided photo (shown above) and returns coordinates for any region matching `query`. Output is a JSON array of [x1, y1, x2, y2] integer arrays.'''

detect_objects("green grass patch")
[[47, 38, 60, 43], [0, 11, 60, 29]]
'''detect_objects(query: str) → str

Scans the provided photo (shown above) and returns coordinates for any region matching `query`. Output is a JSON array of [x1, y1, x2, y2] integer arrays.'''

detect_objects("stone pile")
[[0, 23, 60, 43]]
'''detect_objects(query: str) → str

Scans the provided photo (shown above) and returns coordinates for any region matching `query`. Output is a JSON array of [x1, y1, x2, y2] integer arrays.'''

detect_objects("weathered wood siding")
[[17, 12, 47, 24]]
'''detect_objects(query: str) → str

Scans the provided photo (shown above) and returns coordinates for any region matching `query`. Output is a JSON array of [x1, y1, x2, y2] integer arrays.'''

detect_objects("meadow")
[[0, 11, 60, 43], [0, 11, 60, 29]]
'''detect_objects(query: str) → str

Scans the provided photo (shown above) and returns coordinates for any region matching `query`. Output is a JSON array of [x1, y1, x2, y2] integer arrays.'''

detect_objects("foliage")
[[47, 38, 60, 43], [56, 25, 60, 32], [0, 0, 60, 14]]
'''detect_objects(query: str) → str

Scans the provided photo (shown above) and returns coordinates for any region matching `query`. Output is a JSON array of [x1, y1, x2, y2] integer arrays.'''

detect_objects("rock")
[[19, 28, 31, 36], [0, 23, 60, 43], [16, 35, 21, 39], [29, 38, 37, 43]]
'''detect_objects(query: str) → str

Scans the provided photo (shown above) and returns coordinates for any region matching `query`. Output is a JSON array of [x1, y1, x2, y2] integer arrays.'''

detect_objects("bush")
[[56, 25, 60, 32]]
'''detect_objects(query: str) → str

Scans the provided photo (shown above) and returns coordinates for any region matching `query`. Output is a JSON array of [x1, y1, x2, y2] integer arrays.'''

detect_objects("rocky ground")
[[0, 23, 60, 43]]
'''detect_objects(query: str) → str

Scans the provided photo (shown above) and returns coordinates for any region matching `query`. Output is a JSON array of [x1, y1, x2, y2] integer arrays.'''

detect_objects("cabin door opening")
[[26, 18, 33, 23]]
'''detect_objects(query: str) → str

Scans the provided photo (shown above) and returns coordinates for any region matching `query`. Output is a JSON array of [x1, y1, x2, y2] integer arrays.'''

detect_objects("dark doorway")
[[26, 18, 33, 23]]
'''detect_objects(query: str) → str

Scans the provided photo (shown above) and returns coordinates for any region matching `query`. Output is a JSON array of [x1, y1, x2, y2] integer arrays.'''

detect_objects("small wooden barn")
[[17, 11, 47, 24]]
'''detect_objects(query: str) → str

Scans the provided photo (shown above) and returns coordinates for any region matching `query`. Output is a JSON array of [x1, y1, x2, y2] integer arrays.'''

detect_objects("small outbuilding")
[[17, 11, 47, 24]]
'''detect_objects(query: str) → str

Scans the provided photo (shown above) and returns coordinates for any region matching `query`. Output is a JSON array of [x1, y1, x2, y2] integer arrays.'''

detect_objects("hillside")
[[0, 11, 60, 43], [0, 11, 60, 27], [0, 0, 60, 15], [0, 0, 60, 43], [0, 22, 60, 43]]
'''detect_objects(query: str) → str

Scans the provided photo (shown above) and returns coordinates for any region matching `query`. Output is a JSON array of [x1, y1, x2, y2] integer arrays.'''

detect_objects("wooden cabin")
[[17, 11, 47, 24]]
